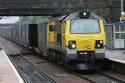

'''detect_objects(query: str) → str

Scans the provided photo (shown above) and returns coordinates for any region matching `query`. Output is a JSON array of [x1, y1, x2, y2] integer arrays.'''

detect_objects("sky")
[[0, 16, 20, 24]]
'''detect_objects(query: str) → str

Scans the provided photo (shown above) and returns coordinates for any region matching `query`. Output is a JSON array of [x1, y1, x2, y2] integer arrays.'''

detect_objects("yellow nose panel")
[[77, 40, 95, 50]]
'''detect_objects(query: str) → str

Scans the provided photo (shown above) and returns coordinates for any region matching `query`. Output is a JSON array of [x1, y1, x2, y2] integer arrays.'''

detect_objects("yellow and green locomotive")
[[0, 11, 106, 70], [47, 11, 106, 70]]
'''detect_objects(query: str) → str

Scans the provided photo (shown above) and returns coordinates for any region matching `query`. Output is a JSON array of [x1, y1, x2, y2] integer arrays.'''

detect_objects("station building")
[[106, 22, 125, 49]]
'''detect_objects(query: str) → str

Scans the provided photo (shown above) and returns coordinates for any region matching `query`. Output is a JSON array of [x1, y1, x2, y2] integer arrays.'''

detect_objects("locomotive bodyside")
[[47, 12, 106, 69]]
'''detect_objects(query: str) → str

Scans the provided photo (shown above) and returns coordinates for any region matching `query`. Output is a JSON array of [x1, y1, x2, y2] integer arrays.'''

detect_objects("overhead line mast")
[[121, 0, 124, 16], [120, 0, 125, 21]]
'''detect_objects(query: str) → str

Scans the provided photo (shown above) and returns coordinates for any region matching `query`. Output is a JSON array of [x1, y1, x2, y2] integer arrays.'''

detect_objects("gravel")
[[0, 37, 90, 83]]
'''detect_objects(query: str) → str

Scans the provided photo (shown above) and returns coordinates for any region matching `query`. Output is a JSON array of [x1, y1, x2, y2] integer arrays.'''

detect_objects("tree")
[[68, 0, 88, 12], [104, 0, 112, 6]]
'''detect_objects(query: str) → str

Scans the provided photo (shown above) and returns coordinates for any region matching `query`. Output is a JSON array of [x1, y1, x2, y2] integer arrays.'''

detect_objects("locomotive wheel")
[[46, 50, 50, 60], [63, 53, 70, 63], [55, 52, 59, 63], [47, 50, 52, 61], [55, 51, 59, 63], [56, 52, 62, 64], [49, 50, 53, 61], [60, 53, 65, 64], [52, 51, 56, 62]]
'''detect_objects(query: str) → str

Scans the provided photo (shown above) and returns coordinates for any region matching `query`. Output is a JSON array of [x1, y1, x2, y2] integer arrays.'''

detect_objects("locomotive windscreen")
[[70, 19, 100, 34]]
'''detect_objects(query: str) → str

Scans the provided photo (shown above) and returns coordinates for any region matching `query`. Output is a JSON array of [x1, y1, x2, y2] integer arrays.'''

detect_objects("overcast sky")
[[0, 16, 20, 24]]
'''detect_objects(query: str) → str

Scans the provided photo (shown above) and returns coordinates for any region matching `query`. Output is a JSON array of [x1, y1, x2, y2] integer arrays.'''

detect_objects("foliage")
[[70, 0, 87, 12], [105, 0, 112, 5]]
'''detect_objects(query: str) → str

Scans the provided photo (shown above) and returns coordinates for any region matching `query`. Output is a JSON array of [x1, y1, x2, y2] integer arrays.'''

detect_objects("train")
[[0, 11, 106, 70]]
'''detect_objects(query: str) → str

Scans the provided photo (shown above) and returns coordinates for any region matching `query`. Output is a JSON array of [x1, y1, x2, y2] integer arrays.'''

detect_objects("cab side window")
[[49, 25, 55, 31], [55, 24, 62, 45]]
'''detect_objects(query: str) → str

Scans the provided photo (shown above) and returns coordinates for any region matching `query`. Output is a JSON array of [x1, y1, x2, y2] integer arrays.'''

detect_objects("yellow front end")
[[64, 19, 106, 61], [66, 34, 106, 51]]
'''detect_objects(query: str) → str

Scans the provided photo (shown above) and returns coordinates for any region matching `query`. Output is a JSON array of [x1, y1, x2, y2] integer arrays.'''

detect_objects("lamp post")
[[120, 0, 125, 21], [121, 0, 124, 17]]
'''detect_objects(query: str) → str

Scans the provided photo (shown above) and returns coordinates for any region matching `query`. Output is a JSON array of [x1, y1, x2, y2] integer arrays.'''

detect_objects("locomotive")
[[0, 11, 106, 70]]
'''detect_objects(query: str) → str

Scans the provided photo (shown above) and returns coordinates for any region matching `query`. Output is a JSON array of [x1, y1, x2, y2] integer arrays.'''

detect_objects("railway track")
[[74, 71, 125, 83], [0, 37, 125, 83], [49, 60, 125, 83], [1, 44, 56, 83], [9, 53, 125, 83]]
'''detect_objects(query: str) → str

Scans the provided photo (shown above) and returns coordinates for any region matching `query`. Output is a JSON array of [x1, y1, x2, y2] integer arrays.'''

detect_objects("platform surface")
[[105, 49, 125, 64], [0, 50, 24, 83]]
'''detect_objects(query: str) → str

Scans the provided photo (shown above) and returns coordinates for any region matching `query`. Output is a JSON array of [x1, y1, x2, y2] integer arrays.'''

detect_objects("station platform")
[[105, 49, 125, 64], [0, 50, 24, 83]]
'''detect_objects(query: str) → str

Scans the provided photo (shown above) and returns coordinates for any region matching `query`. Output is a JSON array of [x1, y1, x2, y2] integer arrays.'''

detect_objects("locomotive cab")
[[47, 11, 106, 70], [63, 12, 106, 69]]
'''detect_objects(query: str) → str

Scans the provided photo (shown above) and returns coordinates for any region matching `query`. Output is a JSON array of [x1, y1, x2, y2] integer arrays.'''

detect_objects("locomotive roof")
[[63, 12, 102, 21], [50, 12, 103, 23]]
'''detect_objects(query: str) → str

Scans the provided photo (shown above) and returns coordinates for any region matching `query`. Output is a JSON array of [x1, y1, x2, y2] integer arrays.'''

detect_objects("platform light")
[[121, 0, 124, 17], [122, 12, 125, 16]]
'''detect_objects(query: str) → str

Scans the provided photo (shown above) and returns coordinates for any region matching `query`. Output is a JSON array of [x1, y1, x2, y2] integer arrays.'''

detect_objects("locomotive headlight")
[[95, 40, 103, 48], [71, 44, 76, 48], [79, 11, 90, 18], [100, 40, 103, 44], [97, 44, 101, 48], [68, 41, 76, 49]]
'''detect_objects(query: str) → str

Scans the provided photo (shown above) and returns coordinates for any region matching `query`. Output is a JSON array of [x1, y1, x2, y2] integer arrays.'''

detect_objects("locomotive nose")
[[77, 40, 95, 50]]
